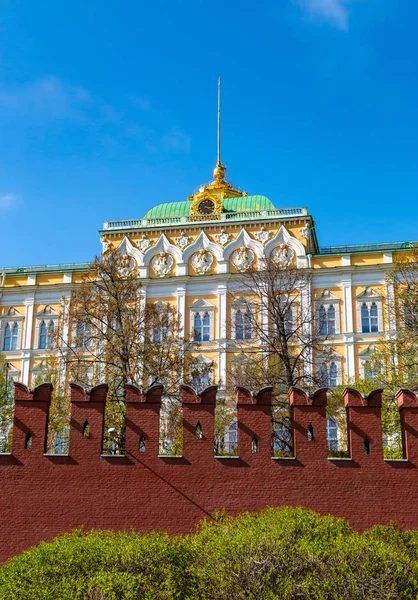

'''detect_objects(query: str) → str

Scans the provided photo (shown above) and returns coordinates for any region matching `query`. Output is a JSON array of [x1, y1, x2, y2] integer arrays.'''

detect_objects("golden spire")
[[187, 78, 247, 205], [213, 77, 226, 181]]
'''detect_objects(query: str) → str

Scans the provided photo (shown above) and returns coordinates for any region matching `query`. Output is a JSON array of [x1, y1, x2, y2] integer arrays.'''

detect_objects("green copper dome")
[[144, 195, 275, 220]]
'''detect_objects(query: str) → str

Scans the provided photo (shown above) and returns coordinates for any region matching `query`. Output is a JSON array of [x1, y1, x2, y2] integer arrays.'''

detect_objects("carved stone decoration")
[[300, 226, 310, 239], [119, 254, 137, 277], [255, 227, 272, 244], [100, 236, 111, 254], [216, 229, 232, 246], [137, 234, 152, 253], [191, 249, 214, 275], [176, 232, 190, 249], [271, 244, 294, 269], [232, 247, 255, 272], [151, 252, 174, 278]]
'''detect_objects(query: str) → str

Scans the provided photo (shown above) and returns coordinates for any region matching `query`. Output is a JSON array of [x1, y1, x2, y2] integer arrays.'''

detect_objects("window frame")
[[189, 299, 215, 343]]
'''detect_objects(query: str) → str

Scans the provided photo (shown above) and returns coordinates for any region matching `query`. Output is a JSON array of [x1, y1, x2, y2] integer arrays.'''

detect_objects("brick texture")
[[1, 383, 418, 563]]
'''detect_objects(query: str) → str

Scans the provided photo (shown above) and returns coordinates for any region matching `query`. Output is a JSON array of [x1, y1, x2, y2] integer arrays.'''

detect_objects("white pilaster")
[[217, 284, 227, 340], [342, 278, 355, 380], [21, 297, 35, 385], [176, 286, 186, 339]]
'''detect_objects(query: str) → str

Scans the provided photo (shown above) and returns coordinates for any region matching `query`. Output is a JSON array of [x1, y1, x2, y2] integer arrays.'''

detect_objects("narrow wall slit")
[[307, 423, 314, 441], [24, 431, 32, 450], [252, 435, 258, 453], [195, 422, 203, 440], [139, 434, 146, 452], [82, 420, 90, 438], [364, 436, 370, 455]]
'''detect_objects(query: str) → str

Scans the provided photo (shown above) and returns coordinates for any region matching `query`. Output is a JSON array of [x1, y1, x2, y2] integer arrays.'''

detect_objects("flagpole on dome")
[[213, 76, 226, 181]]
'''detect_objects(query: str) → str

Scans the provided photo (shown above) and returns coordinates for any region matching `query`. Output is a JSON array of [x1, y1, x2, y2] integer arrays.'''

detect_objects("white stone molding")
[[232, 248, 255, 272], [255, 227, 272, 244], [271, 245, 295, 269], [313, 290, 341, 335], [137, 234, 152, 253], [151, 253, 174, 278], [176, 232, 190, 249], [143, 233, 182, 276], [191, 250, 214, 275], [264, 225, 306, 268], [230, 296, 256, 339], [189, 298, 215, 342], [113, 236, 144, 267], [355, 286, 384, 333], [215, 229, 232, 246], [341, 255, 351, 267], [223, 228, 263, 263], [0, 306, 24, 352], [182, 231, 223, 265], [34, 305, 59, 350]]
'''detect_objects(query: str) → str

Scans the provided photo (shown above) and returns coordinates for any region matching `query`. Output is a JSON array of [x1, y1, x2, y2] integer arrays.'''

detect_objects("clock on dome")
[[197, 199, 216, 215]]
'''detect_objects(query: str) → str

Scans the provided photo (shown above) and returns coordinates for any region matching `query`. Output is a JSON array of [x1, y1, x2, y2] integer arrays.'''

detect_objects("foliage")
[[56, 253, 202, 452], [2, 507, 418, 599], [227, 259, 332, 455], [0, 353, 14, 452], [32, 358, 70, 454]]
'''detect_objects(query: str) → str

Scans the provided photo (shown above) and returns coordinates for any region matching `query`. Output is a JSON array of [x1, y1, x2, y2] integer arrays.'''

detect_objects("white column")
[[176, 286, 186, 339], [342, 278, 355, 380], [21, 297, 35, 385]]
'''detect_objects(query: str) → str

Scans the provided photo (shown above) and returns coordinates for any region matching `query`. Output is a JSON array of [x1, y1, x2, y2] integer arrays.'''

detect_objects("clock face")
[[198, 199, 216, 215]]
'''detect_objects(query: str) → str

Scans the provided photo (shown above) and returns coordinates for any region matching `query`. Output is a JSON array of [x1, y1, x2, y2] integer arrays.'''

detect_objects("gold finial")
[[213, 77, 226, 181]]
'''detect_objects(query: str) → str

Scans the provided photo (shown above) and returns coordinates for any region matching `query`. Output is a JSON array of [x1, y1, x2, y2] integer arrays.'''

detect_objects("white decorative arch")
[[113, 236, 144, 267], [223, 228, 264, 262], [264, 225, 306, 260], [143, 233, 182, 267], [182, 230, 224, 263]]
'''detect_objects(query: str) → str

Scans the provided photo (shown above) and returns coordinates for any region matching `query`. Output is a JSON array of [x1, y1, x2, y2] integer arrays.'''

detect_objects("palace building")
[[0, 153, 411, 394]]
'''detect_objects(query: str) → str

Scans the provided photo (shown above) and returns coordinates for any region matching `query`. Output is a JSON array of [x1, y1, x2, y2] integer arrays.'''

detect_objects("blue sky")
[[1, 0, 418, 266]]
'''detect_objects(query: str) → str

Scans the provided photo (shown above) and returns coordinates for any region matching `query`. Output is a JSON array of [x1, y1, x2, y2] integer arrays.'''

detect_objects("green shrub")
[[1, 508, 418, 599]]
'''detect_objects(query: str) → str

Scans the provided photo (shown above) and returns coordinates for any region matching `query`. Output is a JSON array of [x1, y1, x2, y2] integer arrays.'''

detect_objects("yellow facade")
[[0, 160, 410, 391]]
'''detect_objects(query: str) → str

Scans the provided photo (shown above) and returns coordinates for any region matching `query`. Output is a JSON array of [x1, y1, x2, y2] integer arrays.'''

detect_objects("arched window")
[[326, 418, 339, 451], [329, 362, 338, 387], [47, 321, 55, 348], [11, 323, 18, 350], [318, 305, 336, 335], [76, 321, 91, 349], [3, 324, 11, 351], [327, 305, 336, 335], [318, 305, 327, 335], [319, 362, 338, 387], [235, 310, 244, 339], [370, 302, 378, 332], [235, 310, 252, 340], [39, 321, 47, 349], [361, 302, 379, 333], [193, 313, 202, 342], [193, 312, 210, 342], [319, 363, 329, 387]]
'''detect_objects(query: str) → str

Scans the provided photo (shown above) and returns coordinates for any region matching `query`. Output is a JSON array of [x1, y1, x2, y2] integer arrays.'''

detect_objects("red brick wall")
[[1, 382, 418, 563]]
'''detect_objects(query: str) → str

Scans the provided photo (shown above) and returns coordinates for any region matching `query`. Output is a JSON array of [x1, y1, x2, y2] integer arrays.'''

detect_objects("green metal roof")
[[144, 195, 276, 220]]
